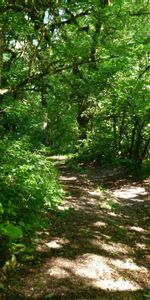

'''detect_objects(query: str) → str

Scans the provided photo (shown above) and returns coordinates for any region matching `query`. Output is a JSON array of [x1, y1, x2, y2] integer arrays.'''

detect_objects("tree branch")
[[1, 55, 118, 97], [139, 65, 150, 78], [129, 11, 150, 16]]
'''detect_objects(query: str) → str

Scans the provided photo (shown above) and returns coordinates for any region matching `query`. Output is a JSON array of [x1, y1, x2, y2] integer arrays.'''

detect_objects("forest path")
[[5, 156, 150, 300]]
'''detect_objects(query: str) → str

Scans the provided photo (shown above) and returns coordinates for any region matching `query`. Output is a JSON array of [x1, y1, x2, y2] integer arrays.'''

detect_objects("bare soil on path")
[[2, 156, 150, 300]]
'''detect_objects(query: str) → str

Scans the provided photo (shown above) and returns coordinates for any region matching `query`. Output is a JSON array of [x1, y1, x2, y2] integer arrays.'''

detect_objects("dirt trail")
[[4, 156, 150, 300]]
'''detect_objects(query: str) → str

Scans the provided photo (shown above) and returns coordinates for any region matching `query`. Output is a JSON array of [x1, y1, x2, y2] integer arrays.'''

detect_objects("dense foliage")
[[0, 0, 150, 267], [0, 138, 63, 267]]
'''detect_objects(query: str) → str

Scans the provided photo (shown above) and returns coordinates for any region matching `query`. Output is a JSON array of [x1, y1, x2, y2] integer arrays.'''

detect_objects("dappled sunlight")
[[111, 258, 146, 271], [8, 161, 149, 299], [50, 155, 68, 161], [84, 197, 100, 206], [44, 253, 149, 292], [92, 278, 140, 291], [101, 234, 111, 240], [136, 243, 149, 250], [88, 190, 101, 197], [73, 254, 112, 279], [46, 258, 73, 279], [58, 189, 102, 211], [59, 175, 77, 181], [41, 164, 150, 297], [93, 240, 130, 255], [127, 226, 147, 233], [93, 221, 106, 227], [58, 204, 71, 211], [46, 238, 70, 249], [113, 186, 148, 200], [107, 211, 119, 217]]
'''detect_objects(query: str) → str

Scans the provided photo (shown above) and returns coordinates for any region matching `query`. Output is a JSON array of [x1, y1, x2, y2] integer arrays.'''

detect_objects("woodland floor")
[[1, 156, 150, 300]]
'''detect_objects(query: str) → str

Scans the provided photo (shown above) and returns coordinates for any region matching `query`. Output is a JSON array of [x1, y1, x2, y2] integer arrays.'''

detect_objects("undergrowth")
[[0, 138, 64, 269]]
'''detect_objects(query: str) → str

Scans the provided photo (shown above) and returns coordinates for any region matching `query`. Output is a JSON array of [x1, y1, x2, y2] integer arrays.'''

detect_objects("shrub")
[[0, 138, 63, 266]]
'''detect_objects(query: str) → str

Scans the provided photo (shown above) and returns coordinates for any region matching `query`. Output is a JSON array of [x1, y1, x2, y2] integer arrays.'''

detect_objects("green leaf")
[[45, 293, 55, 299], [0, 202, 4, 214], [144, 291, 150, 299], [4, 224, 23, 241]]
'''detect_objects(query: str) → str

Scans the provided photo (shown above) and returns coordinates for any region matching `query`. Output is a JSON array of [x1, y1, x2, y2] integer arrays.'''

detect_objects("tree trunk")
[[129, 117, 138, 159], [112, 114, 118, 155], [133, 120, 145, 165]]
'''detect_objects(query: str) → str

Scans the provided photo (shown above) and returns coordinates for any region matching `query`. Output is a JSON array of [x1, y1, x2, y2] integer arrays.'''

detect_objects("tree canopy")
[[1, 0, 150, 159], [0, 0, 150, 269]]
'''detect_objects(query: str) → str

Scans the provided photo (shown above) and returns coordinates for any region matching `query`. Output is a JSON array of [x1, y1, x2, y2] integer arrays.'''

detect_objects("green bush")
[[0, 138, 63, 265]]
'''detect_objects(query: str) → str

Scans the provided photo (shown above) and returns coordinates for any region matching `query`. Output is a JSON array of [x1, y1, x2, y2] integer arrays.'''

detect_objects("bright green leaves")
[[0, 137, 64, 266], [0, 223, 23, 241], [0, 203, 4, 214], [0, 139, 63, 214]]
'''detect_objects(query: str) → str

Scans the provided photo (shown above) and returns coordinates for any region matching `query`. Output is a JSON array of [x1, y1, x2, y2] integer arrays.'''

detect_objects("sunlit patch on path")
[[112, 186, 148, 199], [45, 253, 148, 291], [59, 175, 77, 181]]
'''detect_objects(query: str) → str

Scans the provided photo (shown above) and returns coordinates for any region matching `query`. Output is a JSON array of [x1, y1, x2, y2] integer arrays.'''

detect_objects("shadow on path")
[[3, 156, 150, 300]]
